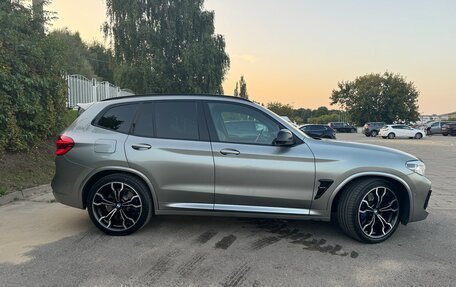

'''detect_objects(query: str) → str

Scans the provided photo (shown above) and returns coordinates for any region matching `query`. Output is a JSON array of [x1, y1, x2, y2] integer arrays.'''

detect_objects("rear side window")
[[96, 104, 138, 133], [133, 101, 200, 140]]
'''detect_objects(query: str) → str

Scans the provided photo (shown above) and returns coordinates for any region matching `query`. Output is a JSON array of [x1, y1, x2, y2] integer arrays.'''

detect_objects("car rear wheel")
[[370, 130, 378, 137], [443, 133, 448, 136], [337, 179, 400, 243], [87, 173, 153, 236], [414, 133, 423, 139], [387, 133, 395, 139]]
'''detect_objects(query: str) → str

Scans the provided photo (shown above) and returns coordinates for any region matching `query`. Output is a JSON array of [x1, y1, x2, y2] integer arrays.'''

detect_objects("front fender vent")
[[315, 179, 334, 199]]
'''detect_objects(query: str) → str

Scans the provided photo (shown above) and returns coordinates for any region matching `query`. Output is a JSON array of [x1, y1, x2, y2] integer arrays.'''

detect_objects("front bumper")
[[407, 173, 432, 222]]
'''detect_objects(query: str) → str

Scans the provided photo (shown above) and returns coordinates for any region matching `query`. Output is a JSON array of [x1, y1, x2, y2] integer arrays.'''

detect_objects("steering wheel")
[[255, 128, 265, 143]]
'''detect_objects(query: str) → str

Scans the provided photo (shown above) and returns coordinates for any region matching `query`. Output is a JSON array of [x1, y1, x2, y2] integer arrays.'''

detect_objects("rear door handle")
[[220, 148, 240, 156], [132, 143, 152, 150]]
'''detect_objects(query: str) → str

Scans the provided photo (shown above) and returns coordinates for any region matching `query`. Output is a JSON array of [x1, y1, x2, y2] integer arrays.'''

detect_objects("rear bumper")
[[52, 156, 92, 209]]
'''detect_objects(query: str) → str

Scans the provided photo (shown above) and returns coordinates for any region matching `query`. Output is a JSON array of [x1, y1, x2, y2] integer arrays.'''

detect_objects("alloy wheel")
[[91, 182, 143, 232], [358, 186, 399, 239]]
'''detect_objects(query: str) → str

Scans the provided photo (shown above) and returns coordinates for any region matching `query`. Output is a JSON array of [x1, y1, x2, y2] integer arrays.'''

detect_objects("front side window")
[[207, 102, 280, 145], [96, 104, 138, 133]]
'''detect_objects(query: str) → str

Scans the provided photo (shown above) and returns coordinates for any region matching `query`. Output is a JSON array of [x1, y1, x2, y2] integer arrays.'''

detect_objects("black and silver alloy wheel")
[[337, 178, 401, 243], [87, 173, 153, 235], [358, 187, 399, 239], [92, 182, 142, 231]]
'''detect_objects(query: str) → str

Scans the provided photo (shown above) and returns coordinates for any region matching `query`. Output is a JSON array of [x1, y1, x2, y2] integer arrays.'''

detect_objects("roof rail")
[[101, 93, 252, 102]]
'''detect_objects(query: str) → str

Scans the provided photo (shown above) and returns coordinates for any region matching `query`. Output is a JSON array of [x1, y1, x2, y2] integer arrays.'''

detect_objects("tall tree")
[[233, 82, 239, 97], [104, 0, 230, 94], [238, 75, 248, 99], [331, 72, 420, 125]]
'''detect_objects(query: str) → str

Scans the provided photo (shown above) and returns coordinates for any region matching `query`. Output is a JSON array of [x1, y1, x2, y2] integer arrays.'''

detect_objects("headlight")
[[406, 160, 426, 176]]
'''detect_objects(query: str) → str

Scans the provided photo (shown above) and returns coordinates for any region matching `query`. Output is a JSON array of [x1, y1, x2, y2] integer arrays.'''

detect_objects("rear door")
[[205, 101, 315, 214], [125, 100, 214, 211]]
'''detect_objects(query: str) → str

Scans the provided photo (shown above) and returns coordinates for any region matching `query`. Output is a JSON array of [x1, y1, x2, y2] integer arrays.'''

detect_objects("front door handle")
[[132, 143, 152, 150], [220, 148, 240, 156]]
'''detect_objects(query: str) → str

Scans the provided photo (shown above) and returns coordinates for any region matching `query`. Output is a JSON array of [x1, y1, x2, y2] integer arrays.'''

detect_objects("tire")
[[387, 133, 395, 139], [351, 128, 356, 133], [414, 133, 423, 139], [443, 133, 448, 136], [87, 173, 153, 236], [382, 136, 387, 139], [370, 130, 378, 137], [337, 178, 401, 243]]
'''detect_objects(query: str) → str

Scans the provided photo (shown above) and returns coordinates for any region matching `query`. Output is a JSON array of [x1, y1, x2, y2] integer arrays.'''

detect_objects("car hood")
[[306, 139, 419, 162]]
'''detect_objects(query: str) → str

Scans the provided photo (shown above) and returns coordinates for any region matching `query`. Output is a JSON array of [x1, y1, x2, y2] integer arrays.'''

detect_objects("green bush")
[[0, 1, 67, 152]]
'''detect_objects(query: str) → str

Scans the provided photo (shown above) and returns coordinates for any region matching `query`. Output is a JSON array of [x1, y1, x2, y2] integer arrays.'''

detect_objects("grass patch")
[[0, 109, 77, 196]]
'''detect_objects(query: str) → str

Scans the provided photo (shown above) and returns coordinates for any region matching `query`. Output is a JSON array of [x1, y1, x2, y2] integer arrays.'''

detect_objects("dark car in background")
[[299, 124, 336, 139], [442, 123, 456, 136], [428, 121, 456, 135], [328, 122, 356, 133], [362, 122, 385, 137]]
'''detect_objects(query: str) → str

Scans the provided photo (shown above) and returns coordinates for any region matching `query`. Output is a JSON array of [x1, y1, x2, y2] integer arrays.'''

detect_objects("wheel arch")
[[329, 172, 412, 224], [81, 166, 158, 212]]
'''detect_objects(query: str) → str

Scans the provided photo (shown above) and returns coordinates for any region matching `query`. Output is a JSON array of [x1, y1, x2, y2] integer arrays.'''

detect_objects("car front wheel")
[[414, 133, 423, 139], [337, 179, 400, 243], [87, 173, 153, 236], [370, 130, 378, 137]]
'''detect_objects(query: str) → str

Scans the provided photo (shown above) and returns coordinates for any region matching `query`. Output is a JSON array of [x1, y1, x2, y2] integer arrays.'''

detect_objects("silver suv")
[[52, 95, 432, 243]]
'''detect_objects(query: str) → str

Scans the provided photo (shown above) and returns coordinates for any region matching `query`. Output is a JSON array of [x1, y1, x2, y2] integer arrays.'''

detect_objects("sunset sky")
[[43, 0, 455, 114]]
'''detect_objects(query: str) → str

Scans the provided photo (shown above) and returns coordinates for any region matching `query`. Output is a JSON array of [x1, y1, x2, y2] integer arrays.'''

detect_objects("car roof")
[[100, 93, 251, 103]]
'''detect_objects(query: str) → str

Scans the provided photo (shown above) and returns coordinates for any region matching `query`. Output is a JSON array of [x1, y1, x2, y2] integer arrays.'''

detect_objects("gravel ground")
[[0, 133, 455, 287]]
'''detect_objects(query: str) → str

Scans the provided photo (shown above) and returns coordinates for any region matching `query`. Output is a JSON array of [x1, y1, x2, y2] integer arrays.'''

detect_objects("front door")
[[125, 100, 214, 211], [205, 101, 315, 215]]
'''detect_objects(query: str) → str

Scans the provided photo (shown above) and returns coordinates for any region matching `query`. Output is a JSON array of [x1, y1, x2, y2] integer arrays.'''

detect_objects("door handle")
[[220, 148, 240, 156], [131, 143, 152, 150]]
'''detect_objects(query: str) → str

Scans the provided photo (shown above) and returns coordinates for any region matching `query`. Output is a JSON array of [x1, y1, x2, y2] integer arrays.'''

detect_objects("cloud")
[[234, 54, 257, 63]]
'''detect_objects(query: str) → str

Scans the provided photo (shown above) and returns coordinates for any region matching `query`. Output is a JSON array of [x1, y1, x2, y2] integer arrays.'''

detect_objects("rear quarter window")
[[95, 104, 138, 133]]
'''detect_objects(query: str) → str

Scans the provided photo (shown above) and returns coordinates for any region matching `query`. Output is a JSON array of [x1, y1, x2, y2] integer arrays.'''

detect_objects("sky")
[[43, 0, 455, 114]]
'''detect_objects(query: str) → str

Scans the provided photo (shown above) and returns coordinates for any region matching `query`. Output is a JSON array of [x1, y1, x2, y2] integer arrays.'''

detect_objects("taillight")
[[55, 135, 74, 156]]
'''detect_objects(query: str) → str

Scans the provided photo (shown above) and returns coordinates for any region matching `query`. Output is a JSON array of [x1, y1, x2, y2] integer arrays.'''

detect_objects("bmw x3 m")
[[52, 95, 432, 243]]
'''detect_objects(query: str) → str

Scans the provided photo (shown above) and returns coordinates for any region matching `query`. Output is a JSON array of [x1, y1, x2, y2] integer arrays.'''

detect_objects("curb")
[[0, 184, 51, 206]]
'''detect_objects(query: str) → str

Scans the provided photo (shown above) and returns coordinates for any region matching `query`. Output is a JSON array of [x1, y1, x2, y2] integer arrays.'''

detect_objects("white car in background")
[[379, 124, 425, 139]]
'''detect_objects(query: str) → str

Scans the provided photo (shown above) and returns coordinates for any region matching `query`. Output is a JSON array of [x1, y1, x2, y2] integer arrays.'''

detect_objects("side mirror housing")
[[274, 129, 294, 146]]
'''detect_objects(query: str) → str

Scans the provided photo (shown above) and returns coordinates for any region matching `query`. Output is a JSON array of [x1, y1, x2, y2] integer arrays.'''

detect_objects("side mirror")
[[274, 129, 294, 146]]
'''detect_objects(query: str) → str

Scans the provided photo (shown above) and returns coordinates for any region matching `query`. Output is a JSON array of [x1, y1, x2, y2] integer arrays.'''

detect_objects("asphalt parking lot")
[[1, 133, 455, 287]]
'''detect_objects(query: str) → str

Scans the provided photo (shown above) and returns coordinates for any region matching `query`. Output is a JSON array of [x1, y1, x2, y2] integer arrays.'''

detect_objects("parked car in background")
[[328, 122, 356, 133], [380, 125, 425, 139], [362, 122, 386, 137], [52, 94, 431, 243], [426, 121, 456, 135], [299, 124, 336, 139], [442, 123, 456, 136]]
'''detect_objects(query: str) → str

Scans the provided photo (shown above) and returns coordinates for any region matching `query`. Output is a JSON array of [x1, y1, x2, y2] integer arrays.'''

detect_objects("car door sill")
[[163, 202, 320, 216], [214, 204, 310, 215]]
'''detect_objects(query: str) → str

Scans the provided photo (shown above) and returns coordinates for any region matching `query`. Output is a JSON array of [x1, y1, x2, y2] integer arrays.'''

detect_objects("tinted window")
[[155, 101, 199, 140], [208, 102, 280, 145], [133, 102, 154, 137], [97, 104, 137, 133]]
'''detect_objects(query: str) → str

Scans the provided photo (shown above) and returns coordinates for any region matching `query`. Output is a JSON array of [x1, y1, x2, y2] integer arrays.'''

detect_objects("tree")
[[233, 75, 248, 99], [330, 72, 420, 125], [88, 42, 116, 83], [0, 0, 66, 151], [48, 29, 96, 79], [233, 82, 239, 97], [104, 0, 230, 94], [238, 75, 248, 99]]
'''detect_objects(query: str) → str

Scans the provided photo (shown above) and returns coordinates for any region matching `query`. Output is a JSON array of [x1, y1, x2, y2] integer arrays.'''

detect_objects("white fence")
[[66, 74, 134, 108]]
